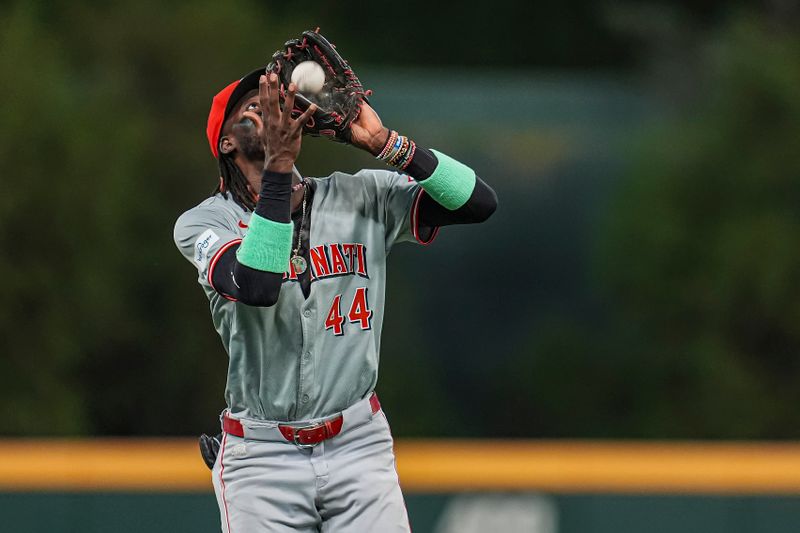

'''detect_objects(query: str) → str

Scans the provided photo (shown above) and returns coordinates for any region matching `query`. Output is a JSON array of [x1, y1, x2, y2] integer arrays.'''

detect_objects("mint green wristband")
[[421, 150, 477, 210], [235, 213, 293, 273]]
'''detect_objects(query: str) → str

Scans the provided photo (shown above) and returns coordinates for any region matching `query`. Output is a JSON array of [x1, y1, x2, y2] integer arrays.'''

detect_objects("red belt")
[[223, 393, 381, 446]]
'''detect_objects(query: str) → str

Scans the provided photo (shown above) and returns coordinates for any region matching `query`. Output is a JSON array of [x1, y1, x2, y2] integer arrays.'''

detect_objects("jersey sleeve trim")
[[207, 238, 243, 301], [411, 188, 440, 246]]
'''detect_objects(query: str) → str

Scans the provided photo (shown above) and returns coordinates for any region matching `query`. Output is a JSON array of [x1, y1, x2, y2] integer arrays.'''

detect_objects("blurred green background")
[[4, 1, 800, 532], [1, 0, 799, 442]]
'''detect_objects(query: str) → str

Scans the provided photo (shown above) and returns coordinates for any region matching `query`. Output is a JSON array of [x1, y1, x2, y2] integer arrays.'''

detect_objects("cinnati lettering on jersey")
[[283, 242, 369, 282], [194, 229, 220, 270]]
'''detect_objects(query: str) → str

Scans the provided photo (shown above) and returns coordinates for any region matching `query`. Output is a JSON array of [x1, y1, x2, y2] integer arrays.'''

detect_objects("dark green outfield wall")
[[2, 492, 799, 533]]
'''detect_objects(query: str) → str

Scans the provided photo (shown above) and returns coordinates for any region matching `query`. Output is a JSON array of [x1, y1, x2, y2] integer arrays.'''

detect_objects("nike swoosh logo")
[[238, 220, 248, 229]]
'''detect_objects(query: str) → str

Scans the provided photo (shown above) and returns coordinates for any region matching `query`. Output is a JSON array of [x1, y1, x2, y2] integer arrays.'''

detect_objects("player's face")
[[223, 90, 265, 161]]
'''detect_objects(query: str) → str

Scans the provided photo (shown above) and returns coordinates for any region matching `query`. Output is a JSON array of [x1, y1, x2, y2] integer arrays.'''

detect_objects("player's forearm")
[[255, 170, 293, 222], [236, 170, 293, 274], [375, 133, 498, 225], [215, 170, 294, 306]]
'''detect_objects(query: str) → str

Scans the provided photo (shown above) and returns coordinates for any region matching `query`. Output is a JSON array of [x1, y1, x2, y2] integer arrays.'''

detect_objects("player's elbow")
[[229, 263, 283, 307]]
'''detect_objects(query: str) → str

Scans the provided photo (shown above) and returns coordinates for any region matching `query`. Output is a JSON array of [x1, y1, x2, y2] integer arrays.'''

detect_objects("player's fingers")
[[258, 74, 273, 129], [292, 103, 318, 134], [267, 72, 281, 126], [282, 83, 297, 128]]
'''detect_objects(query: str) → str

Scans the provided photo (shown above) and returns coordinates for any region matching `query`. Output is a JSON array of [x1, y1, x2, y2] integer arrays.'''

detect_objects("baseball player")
[[174, 33, 497, 533]]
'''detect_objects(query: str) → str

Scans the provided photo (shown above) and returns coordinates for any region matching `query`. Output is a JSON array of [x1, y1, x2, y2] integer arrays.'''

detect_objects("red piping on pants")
[[219, 432, 232, 532]]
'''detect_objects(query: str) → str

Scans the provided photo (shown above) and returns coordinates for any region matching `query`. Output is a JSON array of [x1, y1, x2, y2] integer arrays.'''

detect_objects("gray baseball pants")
[[211, 395, 411, 532]]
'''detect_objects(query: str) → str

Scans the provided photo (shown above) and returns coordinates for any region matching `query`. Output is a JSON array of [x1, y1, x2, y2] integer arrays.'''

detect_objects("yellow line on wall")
[[0, 439, 207, 492], [394, 440, 800, 494], [1, 439, 800, 493]]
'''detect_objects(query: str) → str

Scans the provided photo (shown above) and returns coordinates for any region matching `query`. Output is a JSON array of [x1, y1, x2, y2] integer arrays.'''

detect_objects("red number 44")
[[324, 287, 373, 336]]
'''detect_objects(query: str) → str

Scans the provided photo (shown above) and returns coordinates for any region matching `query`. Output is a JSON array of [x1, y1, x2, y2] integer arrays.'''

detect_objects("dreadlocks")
[[214, 153, 256, 212]]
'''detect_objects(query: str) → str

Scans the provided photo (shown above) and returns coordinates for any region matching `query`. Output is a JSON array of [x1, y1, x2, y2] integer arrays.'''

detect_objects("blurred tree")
[[0, 0, 272, 435], [595, 11, 800, 438], [0, 2, 89, 434]]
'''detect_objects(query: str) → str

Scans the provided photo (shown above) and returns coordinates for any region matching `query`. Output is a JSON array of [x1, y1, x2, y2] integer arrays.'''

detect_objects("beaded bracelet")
[[386, 137, 405, 164], [376, 129, 417, 171], [377, 130, 399, 160], [398, 141, 416, 170], [388, 137, 409, 166]]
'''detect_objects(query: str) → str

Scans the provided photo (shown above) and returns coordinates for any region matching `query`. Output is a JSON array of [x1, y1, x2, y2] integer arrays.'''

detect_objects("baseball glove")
[[267, 29, 371, 144], [199, 433, 221, 470]]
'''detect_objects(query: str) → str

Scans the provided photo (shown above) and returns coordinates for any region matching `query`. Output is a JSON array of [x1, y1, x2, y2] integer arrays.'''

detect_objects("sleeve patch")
[[194, 229, 220, 270]]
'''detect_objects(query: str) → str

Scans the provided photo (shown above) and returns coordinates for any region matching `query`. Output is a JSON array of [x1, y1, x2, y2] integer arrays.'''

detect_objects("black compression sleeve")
[[212, 245, 284, 306], [401, 146, 498, 227], [417, 176, 498, 227], [210, 169, 293, 306], [256, 170, 292, 222], [403, 146, 438, 181]]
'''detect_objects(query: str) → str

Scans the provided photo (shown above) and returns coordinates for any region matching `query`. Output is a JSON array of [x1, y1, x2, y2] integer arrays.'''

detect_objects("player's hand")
[[349, 102, 390, 156], [242, 72, 317, 174]]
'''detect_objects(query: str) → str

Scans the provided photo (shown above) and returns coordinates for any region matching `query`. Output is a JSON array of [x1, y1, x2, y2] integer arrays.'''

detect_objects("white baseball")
[[290, 61, 325, 94]]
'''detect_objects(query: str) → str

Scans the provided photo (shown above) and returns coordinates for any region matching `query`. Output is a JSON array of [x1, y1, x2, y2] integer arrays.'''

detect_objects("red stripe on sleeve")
[[410, 188, 439, 246], [207, 238, 243, 301]]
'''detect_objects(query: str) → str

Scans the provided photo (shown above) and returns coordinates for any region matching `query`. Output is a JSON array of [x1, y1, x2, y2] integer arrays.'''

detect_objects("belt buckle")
[[290, 422, 323, 448]]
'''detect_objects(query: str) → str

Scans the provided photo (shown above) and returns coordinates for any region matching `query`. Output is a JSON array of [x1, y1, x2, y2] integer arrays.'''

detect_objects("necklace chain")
[[291, 181, 307, 259]]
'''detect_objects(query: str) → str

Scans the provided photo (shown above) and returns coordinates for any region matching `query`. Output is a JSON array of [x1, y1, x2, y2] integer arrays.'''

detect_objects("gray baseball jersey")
[[174, 169, 435, 422]]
